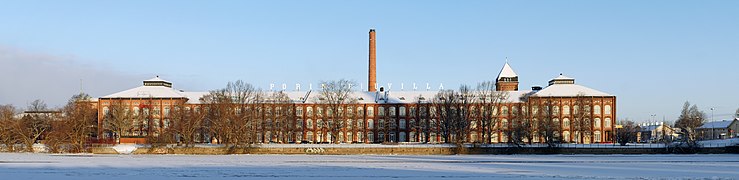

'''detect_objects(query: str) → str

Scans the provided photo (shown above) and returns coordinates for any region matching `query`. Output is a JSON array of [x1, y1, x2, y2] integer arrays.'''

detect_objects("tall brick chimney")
[[368, 28, 377, 92]]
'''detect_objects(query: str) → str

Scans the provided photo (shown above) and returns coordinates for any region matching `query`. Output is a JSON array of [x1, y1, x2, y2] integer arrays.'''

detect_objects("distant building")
[[90, 29, 617, 144], [696, 119, 739, 140], [636, 122, 675, 143]]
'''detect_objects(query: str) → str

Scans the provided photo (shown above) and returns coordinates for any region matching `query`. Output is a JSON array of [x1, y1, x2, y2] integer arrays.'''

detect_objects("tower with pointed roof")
[[496, 62, 519, 91]]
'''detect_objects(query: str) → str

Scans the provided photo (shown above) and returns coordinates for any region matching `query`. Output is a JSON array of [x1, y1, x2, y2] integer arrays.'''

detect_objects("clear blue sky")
[[0, 1, 737, 122]]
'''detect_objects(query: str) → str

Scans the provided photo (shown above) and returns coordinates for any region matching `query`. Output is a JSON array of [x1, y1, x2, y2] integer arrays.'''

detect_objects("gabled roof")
[[497, 62, 518, 80], [699, 119, 737, 129]]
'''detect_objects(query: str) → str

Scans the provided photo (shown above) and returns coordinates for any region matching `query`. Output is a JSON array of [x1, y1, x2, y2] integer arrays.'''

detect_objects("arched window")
[[399, 119, 406, 130], [563, 105, 570, 115], [501, 106, 509, 115], [399, 107, 406, 116], [594, 118, 601, 129], [133, 107, 140, 116], [103, 107, 109, 115], [357, 107, 364, 116], [563, 131, 571, 142], [399, 132, 406, 142], [368, 132, 374, 143], [307, 132, 314, 142], [367, 119, 374, 129], [357, 119, 364, 129], [367, 107, 374, 117], [605, 118, 612, 128], [605, 105, 612, 115], [594, 105, 601, 115], [563, 118, 570, 129], [378, 107, 385, 117], [347, 119, 353, 130], [389, 107, 396, 117], [502, 119, 509, 128], [357, 132, 363, 142], [297, 119, 303, 128], [347, 132, 353, 142], [553, 106, 560, 115], [594, 131, 602, 143], [307, 107, 314, 117]]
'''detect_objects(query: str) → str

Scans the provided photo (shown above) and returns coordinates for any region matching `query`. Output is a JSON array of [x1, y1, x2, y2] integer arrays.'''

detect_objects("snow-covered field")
[[1, 154, 738, 180]]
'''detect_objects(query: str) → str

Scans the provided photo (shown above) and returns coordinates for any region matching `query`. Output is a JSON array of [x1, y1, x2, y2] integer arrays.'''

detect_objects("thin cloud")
[[0, 45, 140, 109]]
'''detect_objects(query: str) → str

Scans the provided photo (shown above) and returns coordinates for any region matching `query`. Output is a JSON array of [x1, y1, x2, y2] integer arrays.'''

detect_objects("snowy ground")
[[1, 154, 738, 180]]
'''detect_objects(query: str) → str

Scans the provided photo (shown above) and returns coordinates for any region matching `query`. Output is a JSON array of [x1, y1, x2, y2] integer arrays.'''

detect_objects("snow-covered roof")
[[144, 76, 171, 83], [181, 92, 210, 104], [532, 84, 611, 97], [698, 120, 737, 129], [102, 86, 187, 99], [533, 74, 612, 97], [496, 62, 518, 80]]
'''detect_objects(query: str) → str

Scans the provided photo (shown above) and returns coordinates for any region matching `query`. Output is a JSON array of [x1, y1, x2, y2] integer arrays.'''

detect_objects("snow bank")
[[698, 138, 739, 147], [112, 144, 143, 154]]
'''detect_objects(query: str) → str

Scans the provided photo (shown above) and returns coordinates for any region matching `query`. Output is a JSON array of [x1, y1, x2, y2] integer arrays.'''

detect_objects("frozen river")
[[1, 153, 738, 179]]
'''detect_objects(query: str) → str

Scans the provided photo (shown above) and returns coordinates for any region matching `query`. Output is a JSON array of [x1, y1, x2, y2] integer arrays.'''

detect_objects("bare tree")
[[271, 91, 297, 143], [505, 102, 533, 146], [168, 104, 206, 147], [0, 105, 18, 152], [317, 79, 356, 144], [476, 81, 509, 144], [45, 93, 97, 153], [675, 101, 705, 147], [11, 100, 53, 151], [536, 99, 561, 147], [104, 100, 135, 143], [734, 108, 739, 119], [571, 94, 592, 144], [616, 119, 638, 146], [431, 85, 475, 144]]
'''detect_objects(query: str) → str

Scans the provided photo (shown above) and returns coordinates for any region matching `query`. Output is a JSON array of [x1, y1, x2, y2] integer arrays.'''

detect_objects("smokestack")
[[368, 28, 377, 92]]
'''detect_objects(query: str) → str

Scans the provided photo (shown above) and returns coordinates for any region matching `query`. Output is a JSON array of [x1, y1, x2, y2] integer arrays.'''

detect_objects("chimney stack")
[[368, 28, 377, 92]]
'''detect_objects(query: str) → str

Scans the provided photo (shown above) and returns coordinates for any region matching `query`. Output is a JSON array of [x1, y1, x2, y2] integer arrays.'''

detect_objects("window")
[[367, 107, 374, 117], [605, 118, 612, 128], [502, 119, 508, 128], [399, 132, 406, 142], [296, 107, 304, 116], [554, 118, 560, 127], [563, 118, 570, 129], [409, 132, 416, 142], [357, 107, 364, 116], [378, 107, 385, 117], [594, 131, 602, 143], [357, 132, 363, 142], [512, 106, 518, 115], [399, 119, 406, 130], [594, 118, 601, 129], [493, 106, 498, 116], [368, 132, 374, 142], [339, 132, 344, 142], [347, 107, 353, 117], [573, 105, 579, 115], [347, 119, 353, 130], [399, 107, 406, 116], [553, 106, 560, 115], [307, 107, 314, 116], [367, 119, 374, 129], [297, 119, 303, 128], [307, 132, 314, 142], [133, 107, 140, 116], [103, 107, 109, 115], [409, 107, 416, 117], [563, 105, 570, 115], [347, 132, 353, 142], [594, 105, 601, 115], [563, 131, 571, 142], [307, 119, 313, 129], [164, 107, 170, 116], [605, 105, 612, 115], [379, 133, 385, 142], [501, 106, 509, 115], [317, 107, 323, 116], [357, 119, 364, 129]]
